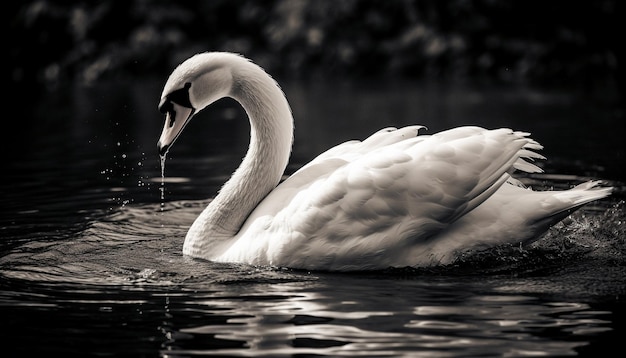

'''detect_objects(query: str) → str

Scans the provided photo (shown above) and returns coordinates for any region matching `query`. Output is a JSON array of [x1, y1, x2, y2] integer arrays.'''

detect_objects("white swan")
[[157, 52, 611, 271]]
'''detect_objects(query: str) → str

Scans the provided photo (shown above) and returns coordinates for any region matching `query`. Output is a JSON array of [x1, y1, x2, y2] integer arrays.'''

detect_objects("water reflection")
[[156, 278, 612, 357]]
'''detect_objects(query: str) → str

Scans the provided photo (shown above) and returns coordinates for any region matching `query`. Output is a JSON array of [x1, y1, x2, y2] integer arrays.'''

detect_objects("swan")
[[157, 52, 611, 271]]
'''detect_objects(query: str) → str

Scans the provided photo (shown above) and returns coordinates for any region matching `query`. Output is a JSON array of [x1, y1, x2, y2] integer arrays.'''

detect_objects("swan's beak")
[[157, 103, 194, 156]]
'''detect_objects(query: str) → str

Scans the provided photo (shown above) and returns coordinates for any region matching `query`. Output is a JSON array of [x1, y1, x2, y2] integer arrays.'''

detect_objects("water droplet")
[[160, 154, 167, 211]]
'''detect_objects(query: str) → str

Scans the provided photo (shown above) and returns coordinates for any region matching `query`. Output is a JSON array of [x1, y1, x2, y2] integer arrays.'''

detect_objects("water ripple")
[[1, 196, 623, 357]]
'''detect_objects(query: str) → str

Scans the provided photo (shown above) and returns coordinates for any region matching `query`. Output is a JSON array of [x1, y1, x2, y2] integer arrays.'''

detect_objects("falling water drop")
[[159, 154, 167, 212]]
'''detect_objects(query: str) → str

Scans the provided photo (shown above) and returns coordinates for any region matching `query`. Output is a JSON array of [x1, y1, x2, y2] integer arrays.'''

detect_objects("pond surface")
[[1, 79, 625, 357]]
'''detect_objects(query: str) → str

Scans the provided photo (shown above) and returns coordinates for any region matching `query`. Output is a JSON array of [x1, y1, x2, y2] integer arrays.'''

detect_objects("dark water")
[[2, 79, 625, 357]]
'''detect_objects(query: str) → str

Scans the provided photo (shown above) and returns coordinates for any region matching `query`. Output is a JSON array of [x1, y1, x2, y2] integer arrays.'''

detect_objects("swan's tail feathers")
[[516, 180, 613, 247], [552, 180, 613, 208]]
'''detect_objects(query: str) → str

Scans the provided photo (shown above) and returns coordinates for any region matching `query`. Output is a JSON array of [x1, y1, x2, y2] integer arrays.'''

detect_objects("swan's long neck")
[[183, 60, 293, 257]]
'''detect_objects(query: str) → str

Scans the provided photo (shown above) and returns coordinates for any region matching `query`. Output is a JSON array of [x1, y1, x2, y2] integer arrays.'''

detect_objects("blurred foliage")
[[9, 0, 622, 90]]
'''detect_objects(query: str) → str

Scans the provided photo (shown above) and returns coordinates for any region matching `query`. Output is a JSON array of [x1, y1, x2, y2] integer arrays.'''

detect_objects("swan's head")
[[157, 52, 236, 156]]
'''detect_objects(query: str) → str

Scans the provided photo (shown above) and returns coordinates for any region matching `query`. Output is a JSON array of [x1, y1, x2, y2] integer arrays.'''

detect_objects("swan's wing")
[[332, 127, 542, 226], [412, 126, 544, 221], [231, 126, 544, 269], [295, 126, 543, 227], [242, 126, 428, 224]]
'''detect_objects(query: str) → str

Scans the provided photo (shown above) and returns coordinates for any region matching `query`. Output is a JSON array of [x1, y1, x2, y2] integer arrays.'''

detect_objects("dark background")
[[5, 0, 624, 193], [9, 0, 623, 92]]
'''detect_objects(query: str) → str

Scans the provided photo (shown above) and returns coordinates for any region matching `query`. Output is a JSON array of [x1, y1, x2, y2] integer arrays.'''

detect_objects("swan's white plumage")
[[157, 52, 612, 271]]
